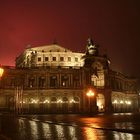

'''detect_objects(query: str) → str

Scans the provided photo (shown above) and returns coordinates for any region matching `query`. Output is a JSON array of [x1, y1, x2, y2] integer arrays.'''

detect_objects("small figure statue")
[[86, 38, 97, 55]]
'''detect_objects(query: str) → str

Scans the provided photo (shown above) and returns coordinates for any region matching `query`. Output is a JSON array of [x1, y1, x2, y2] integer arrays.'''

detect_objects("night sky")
[[0, 0, 140, 77]]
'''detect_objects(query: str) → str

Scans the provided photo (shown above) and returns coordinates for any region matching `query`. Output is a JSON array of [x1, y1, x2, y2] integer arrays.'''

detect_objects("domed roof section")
[[26, 44, 72, 53]]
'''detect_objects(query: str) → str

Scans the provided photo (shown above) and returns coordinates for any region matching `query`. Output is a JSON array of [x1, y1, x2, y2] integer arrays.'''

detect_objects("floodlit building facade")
[[0, 39, 138, 114]]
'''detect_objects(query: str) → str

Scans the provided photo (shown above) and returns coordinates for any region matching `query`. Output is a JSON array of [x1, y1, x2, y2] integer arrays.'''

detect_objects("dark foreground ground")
[[0, 112, 140, 140]]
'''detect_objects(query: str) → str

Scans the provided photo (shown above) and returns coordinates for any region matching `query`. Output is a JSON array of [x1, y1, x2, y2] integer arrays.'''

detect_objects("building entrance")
[[96, 93, 105, 112]]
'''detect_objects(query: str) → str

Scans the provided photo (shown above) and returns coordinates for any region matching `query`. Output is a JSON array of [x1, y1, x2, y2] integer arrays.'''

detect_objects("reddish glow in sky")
[[0, 0, 140, 77]]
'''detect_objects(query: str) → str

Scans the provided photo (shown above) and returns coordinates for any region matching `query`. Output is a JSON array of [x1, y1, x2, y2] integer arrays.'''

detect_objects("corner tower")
[[83, 38, 111, 113]]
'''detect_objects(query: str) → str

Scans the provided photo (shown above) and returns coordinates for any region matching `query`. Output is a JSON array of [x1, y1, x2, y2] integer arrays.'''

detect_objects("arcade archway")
[[96, 94, 105, 112]]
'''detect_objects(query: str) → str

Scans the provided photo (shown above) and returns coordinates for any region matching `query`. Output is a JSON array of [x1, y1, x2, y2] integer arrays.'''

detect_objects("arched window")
[[61, 75, 69, 87], [74, 97, 80, 103], [51, 97, 57, 103], [28, 77, 35, 88], [38, 77, 45, 87], [62, 97, 68, 103], [96, 94, 105, 112], [50, 76, 57, 87]]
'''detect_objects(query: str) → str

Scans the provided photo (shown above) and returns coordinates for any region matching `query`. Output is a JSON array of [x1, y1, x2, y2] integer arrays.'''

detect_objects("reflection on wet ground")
[[0, 113, 140, 140]]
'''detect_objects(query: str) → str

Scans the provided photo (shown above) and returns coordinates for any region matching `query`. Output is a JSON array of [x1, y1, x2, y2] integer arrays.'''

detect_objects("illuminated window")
[[96, 94, 105, 112], [75, 57, 78, 62], [60, 57, 64, 61], [62, 81, 66, 86], [91, 73, 104, 87], [68, 57, 71, 61], [38, 57, 41, 62], [45, 57, 49, 61], [53, 57, 56, 61]]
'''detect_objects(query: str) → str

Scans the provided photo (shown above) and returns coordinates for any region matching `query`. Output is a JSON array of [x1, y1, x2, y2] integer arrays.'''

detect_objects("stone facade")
[[0, 39, 138, 114]]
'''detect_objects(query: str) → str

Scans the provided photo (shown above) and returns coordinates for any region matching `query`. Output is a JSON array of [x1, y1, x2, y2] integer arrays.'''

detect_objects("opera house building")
[[0, 39, 138, 114]]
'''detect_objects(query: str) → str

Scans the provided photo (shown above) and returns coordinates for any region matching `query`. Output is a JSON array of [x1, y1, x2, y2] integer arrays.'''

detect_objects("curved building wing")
[[16, 44, 84, 68]]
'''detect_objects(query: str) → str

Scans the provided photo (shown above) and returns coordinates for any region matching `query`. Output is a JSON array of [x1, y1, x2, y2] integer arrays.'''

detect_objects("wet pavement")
[[0, 113, 140, 140]]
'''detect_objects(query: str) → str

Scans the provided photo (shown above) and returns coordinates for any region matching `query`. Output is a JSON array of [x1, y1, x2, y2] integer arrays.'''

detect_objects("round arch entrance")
[[70, 97, 80, 113], [96, 93, 105, 112], [50, 97, 57, 113], [62, 97, 69, 113]]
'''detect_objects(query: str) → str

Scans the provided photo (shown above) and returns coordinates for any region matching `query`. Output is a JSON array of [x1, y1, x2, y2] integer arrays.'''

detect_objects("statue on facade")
[[86, 38, 98, 56]]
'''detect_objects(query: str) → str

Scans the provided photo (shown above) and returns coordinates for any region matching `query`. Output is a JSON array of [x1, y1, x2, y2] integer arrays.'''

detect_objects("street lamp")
[[0, 67, 4, 79], [86, 90, 94, 97], [86, 89, 94, 113], [0, 67, 4, 87]]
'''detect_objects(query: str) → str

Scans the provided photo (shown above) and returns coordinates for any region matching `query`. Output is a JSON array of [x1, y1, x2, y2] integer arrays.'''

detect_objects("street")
[[0, 113, 140, 140]]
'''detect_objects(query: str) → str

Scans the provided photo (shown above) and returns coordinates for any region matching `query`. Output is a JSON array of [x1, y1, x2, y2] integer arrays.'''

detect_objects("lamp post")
[[86, 89, 94, 113], [0, 67, 4, 79], [0, 67, 4, 87]]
